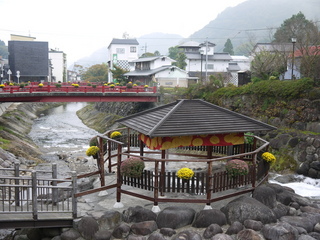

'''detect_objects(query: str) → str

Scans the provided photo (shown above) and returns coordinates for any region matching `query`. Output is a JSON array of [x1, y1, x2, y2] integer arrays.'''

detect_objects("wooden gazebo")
[[79, 99, 276, 211]]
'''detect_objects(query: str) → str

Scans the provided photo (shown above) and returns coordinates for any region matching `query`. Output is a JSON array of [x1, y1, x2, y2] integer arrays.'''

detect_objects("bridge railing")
[[0, 163, 77, 220], [0, 84, 157, 94]]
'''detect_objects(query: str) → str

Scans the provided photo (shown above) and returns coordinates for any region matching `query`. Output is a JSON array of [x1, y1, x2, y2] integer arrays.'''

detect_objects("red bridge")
[[0, 83, 160, 102]]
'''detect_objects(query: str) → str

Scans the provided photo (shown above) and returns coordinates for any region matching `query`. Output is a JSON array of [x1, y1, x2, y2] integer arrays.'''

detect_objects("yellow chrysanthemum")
[[177, 168, 194, 180], [262, 152, 276, 164], [86, 146, 100, 156]]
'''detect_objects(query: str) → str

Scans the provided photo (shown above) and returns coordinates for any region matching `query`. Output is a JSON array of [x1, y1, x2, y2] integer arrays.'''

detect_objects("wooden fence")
[[0, 163, 78, 220], [78, 128, 271, 209]]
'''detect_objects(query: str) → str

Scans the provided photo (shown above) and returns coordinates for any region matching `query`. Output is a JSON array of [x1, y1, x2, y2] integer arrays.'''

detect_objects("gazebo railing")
[[77, 128, 271, 210]]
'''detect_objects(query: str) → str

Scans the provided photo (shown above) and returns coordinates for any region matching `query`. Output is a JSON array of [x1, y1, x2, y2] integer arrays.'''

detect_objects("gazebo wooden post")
[[206, 161, 213, 208], [154, 160, 159, 207], [160, 150, 166, 196], [98, 136, 105, 186], [116, 143, 123, 204], [140, 140, 144, 157], [207, 146, 213, 159], [107, 133, 112, 173], [252, 152, 257, 188], [127, 128, 131, 153]]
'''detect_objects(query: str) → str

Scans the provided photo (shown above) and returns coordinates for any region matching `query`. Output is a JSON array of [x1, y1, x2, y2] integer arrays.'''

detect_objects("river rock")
[[77, 216, 99, 239], [156, 206, 196, 229], [225, 221, 244, 235], [203, 223, 223, 238], [211, 233, 233, 240], [221, 195, 277, 224], [171, 230, 202, 240], [159, 228, 176, 237], [192, 208, 227, 228], [237, 229, 262, 240], [243, 219, 264, 231], [97, 210, 122, 230], [123, 205, 157, 223], [112, 223, 131, 238], [130, 220, 158, 236], [148, 232, 166, 240], [279, 216, 315, 233], [60, 228, 81, 240], [94, 229, 112, 240], [262, 222, 299, 240]]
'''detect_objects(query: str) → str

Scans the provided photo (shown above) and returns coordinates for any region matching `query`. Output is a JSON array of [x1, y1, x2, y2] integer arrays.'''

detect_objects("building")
[[8, 40, 49, 82], [107, 38, 139, 82], [124, 56, 189, 87], [178, 41, 250, 86], [49, 49, 67, 82]]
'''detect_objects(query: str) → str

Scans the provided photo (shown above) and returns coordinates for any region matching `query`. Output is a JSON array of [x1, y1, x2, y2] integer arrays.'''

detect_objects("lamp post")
[[291, 37, 297, 80]]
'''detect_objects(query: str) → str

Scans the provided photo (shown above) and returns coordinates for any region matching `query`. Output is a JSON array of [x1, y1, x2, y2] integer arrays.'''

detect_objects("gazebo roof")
[[117, 99, 276, 137]]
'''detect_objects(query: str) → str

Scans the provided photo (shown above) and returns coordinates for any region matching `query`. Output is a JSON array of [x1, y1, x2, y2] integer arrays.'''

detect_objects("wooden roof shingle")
[[117, 99, 276, 137]]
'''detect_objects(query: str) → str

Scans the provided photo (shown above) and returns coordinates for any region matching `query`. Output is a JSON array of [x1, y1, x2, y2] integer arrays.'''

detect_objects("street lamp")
[[291, 37, 297, 80]]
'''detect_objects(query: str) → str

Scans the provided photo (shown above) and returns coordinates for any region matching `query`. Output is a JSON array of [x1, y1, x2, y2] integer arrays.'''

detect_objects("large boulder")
[[252, 185, 277, 209], [123, 205, 157, 223], [112, 223, 131, 239], [221, 196, 277, 224], [131, 220, 158, 236], [192, 209, 227, 228], [77, 216, 99, 239], [262, 222, 299, 240], [280, 216, 316, 233], [97, 210, 122, 230], [156, 206, 196, 229]]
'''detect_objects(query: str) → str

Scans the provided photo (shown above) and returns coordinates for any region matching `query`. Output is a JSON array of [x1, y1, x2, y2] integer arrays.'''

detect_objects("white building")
[[178, 41, 250, 86], [49, 49, 66, 82], [107, 38, 139, 82], [124, 56, 189, 87]]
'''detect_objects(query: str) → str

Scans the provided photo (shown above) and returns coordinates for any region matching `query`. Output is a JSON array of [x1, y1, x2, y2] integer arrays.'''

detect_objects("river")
[[28, 102, 99, 177], [28, 102, 320, 198]]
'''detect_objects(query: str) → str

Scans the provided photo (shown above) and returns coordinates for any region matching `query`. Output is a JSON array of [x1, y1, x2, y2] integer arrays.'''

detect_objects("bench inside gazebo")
[[79, 99, 276, 212]]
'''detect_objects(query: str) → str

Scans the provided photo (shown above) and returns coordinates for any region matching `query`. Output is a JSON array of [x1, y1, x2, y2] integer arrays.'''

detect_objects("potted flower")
[[120, 157, 145, 178], [0, 84, 5, 88], [110, 131, 122, 140], [262, 152, 276, 165], [86, 146, 100, 159], [126, 82, 133, 88], [72, 83, 79, 88], [177, 168, 194, 180], [38, 83, 44, 87], [55, 83, 62, 88], [225, 159, 249, 178], [109, 84, 115, 88]]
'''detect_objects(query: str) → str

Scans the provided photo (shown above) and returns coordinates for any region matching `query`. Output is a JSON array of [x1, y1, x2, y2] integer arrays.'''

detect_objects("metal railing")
[[0, 163, 77, 220]]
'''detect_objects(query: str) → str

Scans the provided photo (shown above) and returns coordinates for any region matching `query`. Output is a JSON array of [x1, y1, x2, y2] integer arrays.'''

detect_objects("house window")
[[206, 64, 214, 70], [116, 48, 125, 54], [130, 47, 136, 53]]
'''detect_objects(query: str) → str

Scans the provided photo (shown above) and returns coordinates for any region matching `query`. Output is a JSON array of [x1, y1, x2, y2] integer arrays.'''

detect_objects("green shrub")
[[120, 157, 145, 178]]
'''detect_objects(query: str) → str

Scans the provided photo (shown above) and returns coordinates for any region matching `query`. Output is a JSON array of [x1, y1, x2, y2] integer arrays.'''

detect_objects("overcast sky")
[[0, 0, 247, 64]]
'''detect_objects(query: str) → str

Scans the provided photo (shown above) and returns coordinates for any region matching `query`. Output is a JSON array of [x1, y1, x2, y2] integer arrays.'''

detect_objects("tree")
[[223, 39, 234, 55], [109, 64, 129, 84], [82, 63, 108, 82], [168, 46, 180, 60], [273, 12, 320, 81], [273, 12, 319, 45], [168, 46, 187, 70], [0, 40, 8, 58], [250, 51, 286, 79]]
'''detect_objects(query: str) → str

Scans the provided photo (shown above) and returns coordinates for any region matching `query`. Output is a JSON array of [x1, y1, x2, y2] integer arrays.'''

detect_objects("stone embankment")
[[9, 183, 320, 240]]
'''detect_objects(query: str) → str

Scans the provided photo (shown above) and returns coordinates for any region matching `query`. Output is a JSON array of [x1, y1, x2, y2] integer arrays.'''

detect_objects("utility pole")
[[205, 38, 208, 83]]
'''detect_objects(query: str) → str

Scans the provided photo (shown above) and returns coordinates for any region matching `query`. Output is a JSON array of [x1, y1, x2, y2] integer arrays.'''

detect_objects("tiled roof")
[[108, 38, 139, 48], [117, 99, 276, 137], [123, 66, 178, 76]]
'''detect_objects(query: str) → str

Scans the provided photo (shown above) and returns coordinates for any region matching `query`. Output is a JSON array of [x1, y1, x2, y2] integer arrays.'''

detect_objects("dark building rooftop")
[[117, 99, 276, 137]]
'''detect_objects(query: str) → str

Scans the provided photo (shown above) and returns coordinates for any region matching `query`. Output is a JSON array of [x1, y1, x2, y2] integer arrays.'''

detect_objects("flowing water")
[[28, 102, 320, 198], [28, 102, 99, 176]]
